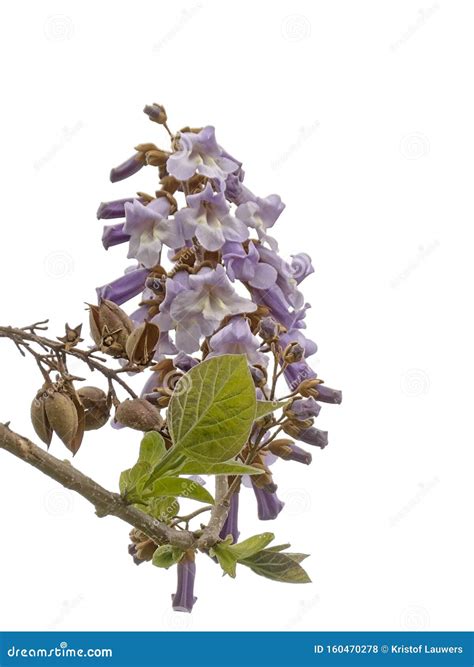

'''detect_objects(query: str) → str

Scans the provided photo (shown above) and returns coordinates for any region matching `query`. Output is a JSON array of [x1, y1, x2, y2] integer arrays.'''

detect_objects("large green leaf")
[[255, 399, 288, 419], [239, 550, 311, 583], [178, 460, 263, 476], [145, 477, 214, 505], [211, 541, 237, 578], [168, 355, 257, 463]]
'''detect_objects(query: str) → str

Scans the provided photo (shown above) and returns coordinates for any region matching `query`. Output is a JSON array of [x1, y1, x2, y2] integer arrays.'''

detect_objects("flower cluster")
[[93, 104, 342, 611]]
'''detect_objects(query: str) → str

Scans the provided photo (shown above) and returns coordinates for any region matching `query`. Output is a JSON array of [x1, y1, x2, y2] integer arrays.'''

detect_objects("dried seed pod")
[[30, 389, 53, 447], [77, 386, 110, 431], [115, 398, 164, 432], [44, 391, 79, 452], [126, 322, 160, 367], [88, 299, 134, 358]]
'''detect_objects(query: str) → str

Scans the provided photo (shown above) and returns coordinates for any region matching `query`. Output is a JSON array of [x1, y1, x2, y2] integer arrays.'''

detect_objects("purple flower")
[[175, 182, 248, 251], [256, 245, 305, 309], [101, 223, 130, 250], [124, 198, 185, 269], [208, 316, 268, 366], [251, 482, 285, 520], [172, 560, 197, 613], [167, 126, 238, 181], [298, 427, 328, 449], [96, 267, 150, 306], [97, 197, 141, 220], [173, 351, 199, 372], [291, 397, 321, 420], [291, 253, 314, 284], [236, 195, 285, 249], [223, 241, 277, 289], [159, 266, 256, 353], [287, 444, 312, 465], [110, 153, 146, 183], [154, 271, 191, 332], [219, 493, 240, 543], [313, 385, 343, 404]]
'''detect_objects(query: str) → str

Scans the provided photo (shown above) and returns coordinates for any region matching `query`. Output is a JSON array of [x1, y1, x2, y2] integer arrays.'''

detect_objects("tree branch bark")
[[197, 474, 229, 549], [0, 423, 195, 551]]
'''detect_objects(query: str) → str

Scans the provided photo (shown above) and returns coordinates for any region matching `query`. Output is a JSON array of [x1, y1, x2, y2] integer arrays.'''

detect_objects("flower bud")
[[77, 386, 110, 431], [258, 316, 280, 342], [115, 398, 163, 432], [44, 391, 80, 453], [284, 397, 321, 421], [110, 152, 146, 183], [145, 149, 169, 167], [297, 377, 323, 399], [250, 364, 267, 388], [266, 437, 295, 458], [126, 322, 160, 367], [143, 103, 167, 125], [283, 341, 305, 364]]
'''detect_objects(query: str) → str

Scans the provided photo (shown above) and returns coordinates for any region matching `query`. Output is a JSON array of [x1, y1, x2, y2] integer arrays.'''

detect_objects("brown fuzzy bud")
[[281, 421, 303, 439], [44, 391, 80, 453], [89, 300, 134, 358], [266, 438, 295, 458], [115, 398, 164, 432], [134, 143, 159, 153], [283, 341, 305, 364], [145, 149, 169, 167], [159, 175, 180, 195], [30, 388, 53, 446], [77, 386, 110, 431], [297, 378, 323, 398], [126, 322, 160, 367]]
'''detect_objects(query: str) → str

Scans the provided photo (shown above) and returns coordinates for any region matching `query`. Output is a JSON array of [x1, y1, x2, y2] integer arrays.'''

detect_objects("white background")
[[0, 0, 472, 632]]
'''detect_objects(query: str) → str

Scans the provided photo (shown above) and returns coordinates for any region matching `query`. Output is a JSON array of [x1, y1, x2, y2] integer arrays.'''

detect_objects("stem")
[[0, 424, 195, 551], [197, 475, 229, 550]]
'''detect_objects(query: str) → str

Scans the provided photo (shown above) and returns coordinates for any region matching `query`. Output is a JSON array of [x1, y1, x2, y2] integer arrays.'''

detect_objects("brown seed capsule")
[[115, 398, 164, 432], [44, 391, 79, 451], [78, 386, 110, 431], [57, 323, 83, 350], [30, 391, 53, 446], [126, 322, 160, 367]]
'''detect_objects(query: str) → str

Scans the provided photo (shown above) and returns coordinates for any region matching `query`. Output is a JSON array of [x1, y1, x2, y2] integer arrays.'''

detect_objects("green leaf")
[[119, 469, 131, 496], [168, 354, 257, 464], [146, 497, 180, 522], [212, 542, 237, 578], [178, 460, 263, 476], [146, 477, 214, 504], [264, 543, 292, 553], [255, 399, 289, 419], [138, 431, 166, 467], [152, 545, 184, 569], [239, 550, 311, 583], [120, 461, 151, 498], [230, 533, 275, 561]]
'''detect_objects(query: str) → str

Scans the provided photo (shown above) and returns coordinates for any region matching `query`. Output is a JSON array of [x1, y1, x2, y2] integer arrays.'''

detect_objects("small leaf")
[[146, 497, 180, 522], [119, 469, 131, 496], [255, 399, 289, 420], [168, 355, 257, 464], [139, 431, 166, 467], [212, 543, 237, 578], [239, 550, 311, 584], [152, 545, 184, 569], [120, 461, 151, 498], [178, 460, 263, 476], [146, 477, 214, 504], [230, 533, 275, 561]]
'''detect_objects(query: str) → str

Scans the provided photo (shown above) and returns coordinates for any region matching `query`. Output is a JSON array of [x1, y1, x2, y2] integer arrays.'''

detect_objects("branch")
[[0, 325, 137, 399], [197, 475, 229, 550], [0, 424, 195, 551]]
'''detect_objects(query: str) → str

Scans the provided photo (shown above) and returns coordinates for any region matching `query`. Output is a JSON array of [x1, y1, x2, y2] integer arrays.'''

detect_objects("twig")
[[0, 424, 195, 551], [196, 476, 229, 550]]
